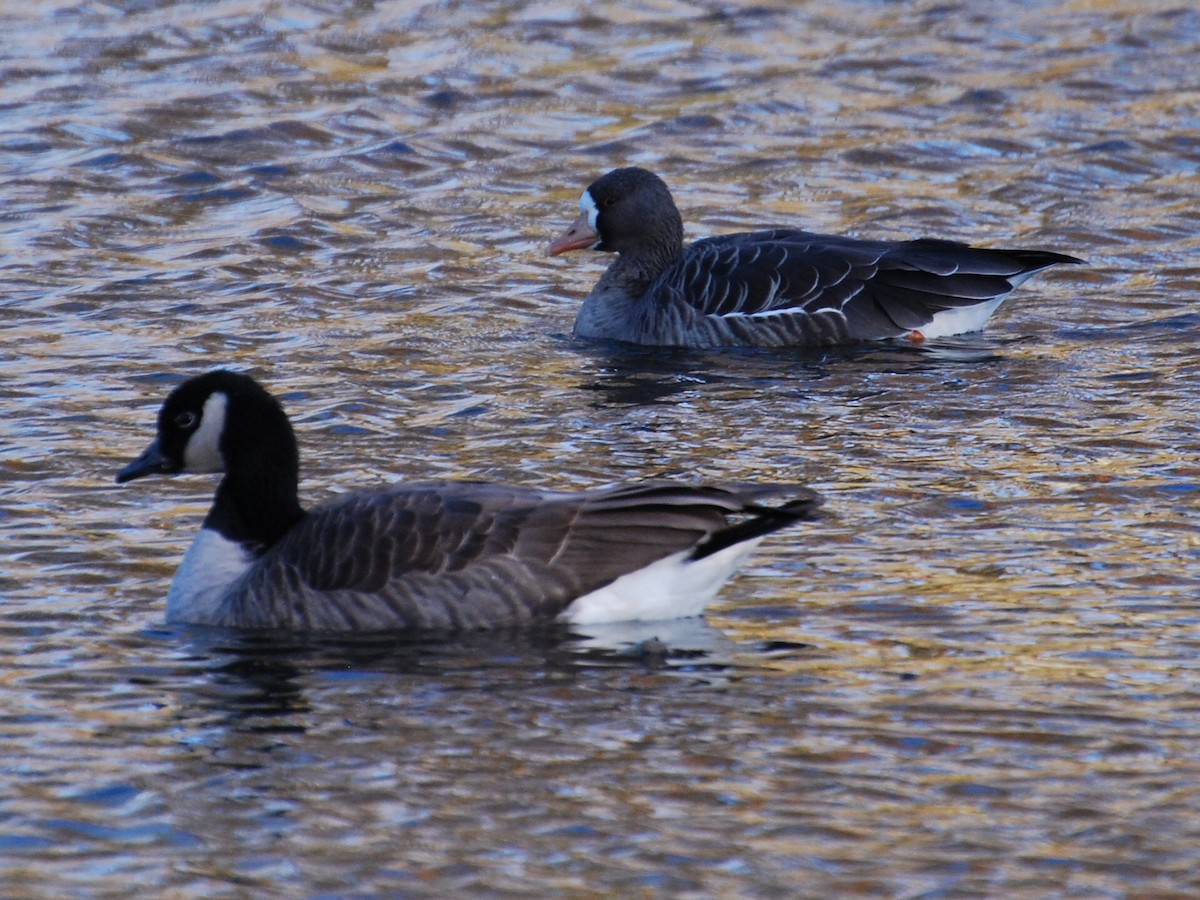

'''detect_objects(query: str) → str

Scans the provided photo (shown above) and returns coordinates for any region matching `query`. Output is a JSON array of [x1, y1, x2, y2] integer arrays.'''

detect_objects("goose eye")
[[174, 411, 198, 430]]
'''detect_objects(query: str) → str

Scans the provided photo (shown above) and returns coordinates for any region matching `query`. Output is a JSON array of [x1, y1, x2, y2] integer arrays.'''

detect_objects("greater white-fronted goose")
[[548, 167, 1083, 348]]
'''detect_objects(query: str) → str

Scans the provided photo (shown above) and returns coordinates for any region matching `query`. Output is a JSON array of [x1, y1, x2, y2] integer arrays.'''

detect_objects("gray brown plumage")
[[117, 371, 821, 633], [548, 167, 1083, 348]]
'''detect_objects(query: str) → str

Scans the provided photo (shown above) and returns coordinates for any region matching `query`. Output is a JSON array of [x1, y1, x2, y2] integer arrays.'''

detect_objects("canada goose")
[[117, 370, 821, 632], [547, 166, 1082, 348]]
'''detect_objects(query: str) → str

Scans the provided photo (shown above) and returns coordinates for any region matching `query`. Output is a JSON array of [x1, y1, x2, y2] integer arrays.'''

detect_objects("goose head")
[[547, 166, 684, 258], [116, 370, 294, 485]]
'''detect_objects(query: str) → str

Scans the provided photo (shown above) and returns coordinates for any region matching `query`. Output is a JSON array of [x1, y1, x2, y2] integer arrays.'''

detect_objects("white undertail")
[[561, 538, 764, 625], [918, 295, 1008, 339]]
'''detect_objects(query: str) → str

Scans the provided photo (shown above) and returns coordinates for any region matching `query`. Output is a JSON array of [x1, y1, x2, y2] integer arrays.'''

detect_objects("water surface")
[[3, 0, 1200, 896]]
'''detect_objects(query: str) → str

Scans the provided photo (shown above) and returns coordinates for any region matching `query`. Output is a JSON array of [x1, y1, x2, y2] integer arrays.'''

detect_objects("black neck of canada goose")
[[203, 374, 305, 554], [120, 370, 307, 555]]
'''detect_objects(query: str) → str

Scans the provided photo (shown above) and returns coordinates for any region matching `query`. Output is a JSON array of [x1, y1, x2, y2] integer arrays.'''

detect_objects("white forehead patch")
[[183, 392, 228, 473], [580, 188, 598, 230]]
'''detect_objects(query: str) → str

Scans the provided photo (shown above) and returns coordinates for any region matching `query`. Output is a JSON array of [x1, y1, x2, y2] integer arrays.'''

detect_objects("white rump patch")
[[561, 539, 763, 625], [183, 392, 228, 473], [166, 527, 254, 624]]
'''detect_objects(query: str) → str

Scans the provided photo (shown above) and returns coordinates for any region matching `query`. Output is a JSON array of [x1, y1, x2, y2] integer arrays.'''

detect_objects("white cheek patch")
[[183, 392, 228, 473], [580, 189, 599, 231]]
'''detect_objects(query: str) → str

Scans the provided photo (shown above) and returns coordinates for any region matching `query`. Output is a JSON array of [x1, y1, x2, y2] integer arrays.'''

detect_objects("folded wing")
[[657, 232, 1080, 343], [222, 481, 818, 631]]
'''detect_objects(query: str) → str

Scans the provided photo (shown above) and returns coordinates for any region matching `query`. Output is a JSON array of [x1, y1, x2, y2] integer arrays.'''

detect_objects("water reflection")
[[132, 620, 755, 777], [4, 0, 1200, 895], [176, 616, 742, 688], [573, 334, 1012, 408]]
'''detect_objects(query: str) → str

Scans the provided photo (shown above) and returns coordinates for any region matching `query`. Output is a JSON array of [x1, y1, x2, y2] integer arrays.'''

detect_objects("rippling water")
[[3, 0, 1200, 895]]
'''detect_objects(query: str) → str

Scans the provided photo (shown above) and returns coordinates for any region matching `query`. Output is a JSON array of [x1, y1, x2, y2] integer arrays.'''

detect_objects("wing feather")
[[662, 234, 881, 318], [219, 481, 817, 631], [647, 230, 1077, 343]]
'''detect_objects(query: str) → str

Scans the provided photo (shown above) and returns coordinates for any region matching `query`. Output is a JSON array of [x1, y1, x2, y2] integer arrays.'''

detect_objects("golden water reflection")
[[2, 0, 1200, 896]]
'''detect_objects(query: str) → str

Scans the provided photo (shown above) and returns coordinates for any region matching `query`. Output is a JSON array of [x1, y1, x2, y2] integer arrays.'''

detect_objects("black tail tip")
[[690, 489, 823, 562], [763, 488, 823, 521]]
